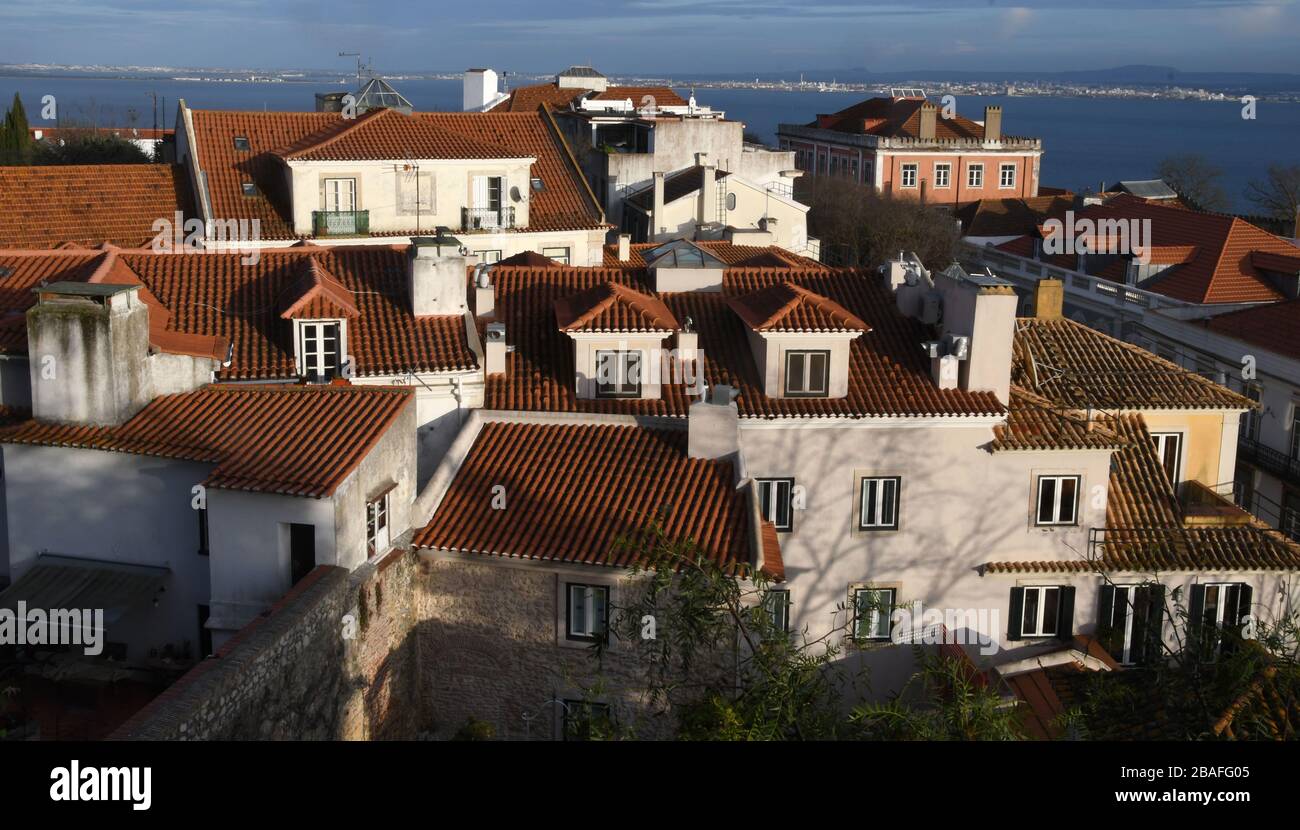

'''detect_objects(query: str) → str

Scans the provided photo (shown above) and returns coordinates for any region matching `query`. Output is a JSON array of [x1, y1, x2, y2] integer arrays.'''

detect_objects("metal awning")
[[0, 555, 170, 625]]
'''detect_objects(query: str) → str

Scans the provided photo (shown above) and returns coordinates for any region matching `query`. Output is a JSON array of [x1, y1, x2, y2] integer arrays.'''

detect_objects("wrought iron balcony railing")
[[312, 210, 370, 237], [1237, 435, 1300, 488], [461, 206, 516, 232]]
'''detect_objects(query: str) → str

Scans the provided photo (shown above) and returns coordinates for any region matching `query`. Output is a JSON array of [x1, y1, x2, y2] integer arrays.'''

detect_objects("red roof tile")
[[271, 107, 521, 162], [727, 281, 869, 332], [0, 246, 475, 377], [278, 257, 360, 319], [603, 240, 821, 268], [1, 384, 412, 498], [810, 97, 1007, 141], [415, 421, 760, 571], [0, 164, 193, 249], [483, 264, 1003, 419], [554, 281, 680, 332], [1000, 195, 1297, 304], [1201, 297, 1300, 361], [189, 108, 603, 239]]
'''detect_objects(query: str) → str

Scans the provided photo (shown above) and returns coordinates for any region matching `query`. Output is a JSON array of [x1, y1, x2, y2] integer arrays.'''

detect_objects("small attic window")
[[233, 136, 250, 151], [531, 177, 545, 192], [0, 265, 12, 279], [241, 182, 258, 197]]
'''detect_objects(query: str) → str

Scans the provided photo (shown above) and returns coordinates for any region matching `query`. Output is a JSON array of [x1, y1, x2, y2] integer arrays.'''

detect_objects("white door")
[[324, 178, 356, 212]]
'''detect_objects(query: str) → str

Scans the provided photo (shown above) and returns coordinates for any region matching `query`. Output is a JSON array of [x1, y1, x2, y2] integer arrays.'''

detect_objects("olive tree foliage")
[[591, 521, 1027, 741], [799, 176, 961, 270], [1062, 569, 1300, 740]]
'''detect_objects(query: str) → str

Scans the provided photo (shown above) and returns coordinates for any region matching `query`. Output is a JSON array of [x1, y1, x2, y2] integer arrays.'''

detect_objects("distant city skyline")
[[2, 1, 1298, 77]]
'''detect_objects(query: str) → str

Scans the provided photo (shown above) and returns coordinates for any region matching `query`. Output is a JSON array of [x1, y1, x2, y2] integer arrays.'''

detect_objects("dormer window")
[[595, 350, 641, 398], [784, 350, 830, 397], [233, 136, 250, 151], [299, 320, 343, 383], [241, 182, 258, 197]]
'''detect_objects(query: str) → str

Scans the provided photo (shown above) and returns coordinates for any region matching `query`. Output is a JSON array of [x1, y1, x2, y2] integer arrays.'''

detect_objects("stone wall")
[[111, 548, 422, 741], [415, 555, 686, 740]]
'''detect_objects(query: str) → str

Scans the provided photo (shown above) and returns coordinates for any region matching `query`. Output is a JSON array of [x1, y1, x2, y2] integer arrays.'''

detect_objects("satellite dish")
[[510, 185, 522, 203]]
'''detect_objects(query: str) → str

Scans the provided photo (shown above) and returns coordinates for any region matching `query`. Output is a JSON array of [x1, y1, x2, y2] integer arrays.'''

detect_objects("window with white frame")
[[566, 583, 608, 642], [1099, 584, 1164, 666], [967, 164, 984, 188], [784, 350, 829, 397], [763, 589, 791, 634], [475, 249, 502, 264], [1035, 475, 1079, 526], [1150, 432, 1182, 486], [562, 700, 612, 740], [542, 247, 571, 264], [323, 177, 356, 212], [858, 476, 900, 531], [366, 491, 390, 557], [900, 163, 918, 188], [853, 587, 895, 641], [1291, 406, 1300, 460], [1015, 585, 1068, 638], [934, 163, 951, 188], [298, 321, 342, 382], [757, 478, 795, 532], [1193, 582, 1251, 659], [1239, 383, 1260, 442], [999, 163, 1016, 189], [595, 350, 641, 398]]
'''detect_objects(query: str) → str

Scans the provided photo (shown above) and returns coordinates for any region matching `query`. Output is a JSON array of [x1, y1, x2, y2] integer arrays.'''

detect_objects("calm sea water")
[[3, 75, 1297, 210]]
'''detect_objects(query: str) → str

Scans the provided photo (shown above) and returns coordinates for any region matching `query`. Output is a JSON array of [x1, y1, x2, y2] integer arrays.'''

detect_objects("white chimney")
[[28, 282, 154, 426], [931, 265, 1017, 406], [410, 237, 467, 317], [473, 263, 495, 319], [463, 68, 503, 112], [617, 233, 631, 262], [485, 322, 506, 375], [688, 385, 739, 460], [652, 172, 666, 238]]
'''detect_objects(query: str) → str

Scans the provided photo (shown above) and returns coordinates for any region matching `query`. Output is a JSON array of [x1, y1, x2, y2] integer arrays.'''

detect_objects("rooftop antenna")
[[339, 51, 362, 89]]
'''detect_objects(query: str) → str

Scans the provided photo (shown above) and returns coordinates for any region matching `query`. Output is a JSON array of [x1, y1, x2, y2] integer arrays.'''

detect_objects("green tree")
[[0, 92, 33, 164], [32, 129, 150, 165]]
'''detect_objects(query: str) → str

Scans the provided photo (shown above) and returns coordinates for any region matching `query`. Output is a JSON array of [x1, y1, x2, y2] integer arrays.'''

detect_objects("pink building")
[[777, 93, 1042, 203]]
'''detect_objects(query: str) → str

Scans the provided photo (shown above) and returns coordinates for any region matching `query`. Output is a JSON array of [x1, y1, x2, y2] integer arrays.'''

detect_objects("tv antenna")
[[339, 51, 366, 89]]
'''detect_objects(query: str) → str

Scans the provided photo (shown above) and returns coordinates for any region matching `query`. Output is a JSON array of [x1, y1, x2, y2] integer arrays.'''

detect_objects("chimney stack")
[[472, 264, 494, 319], [918, 101, 937, 140], [931, 265, 1018, 406], [652, 172, 666, 239], [983, 106, 1002, 142], [484, 322, 506, 375], [688, 384, 739, 460], [617, 233, 631, 262], [699, 158, 717, 225], [409, 234, 467, 317], [462, 68, 500, 112], [28, 283, 154, 426], [1033, 278, 1064, 320]]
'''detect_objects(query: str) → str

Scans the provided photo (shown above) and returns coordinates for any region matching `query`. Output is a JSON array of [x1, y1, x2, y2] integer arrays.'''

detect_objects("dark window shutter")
[[1007, 587, 1025, 641], [1056, 586, 1076, 640], [1234, 584, 1254, 628], [1138, 585, 1166, 666], [1097, 584, 1118, 658]]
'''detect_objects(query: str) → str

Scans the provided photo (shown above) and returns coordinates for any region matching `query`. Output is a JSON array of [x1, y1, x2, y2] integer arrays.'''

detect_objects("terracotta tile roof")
[[810, 97, 998, 141], [189, 108, 604, 239], [278, 257, 360, 319], [415, 421, 770, 574], [490, 83, 686, 112], [1201, 297, 1300, 361], [0, 384, 412, 498], [987, 413, 1300, 573], [1012, 316, 1252, 410], [999, 195, 1297, 304], [496, 250, 559, 266], [955, 196, 1072, 238], [727, 281, 869, 333], [992, 387, 1125, 452], [271, 107, 522, 162], [0, 164, 194, 249], [603, 240, 821, 268], [0, 246, 475, 377], [554, 281, 679, 332], [483, 264, 1003, 419]]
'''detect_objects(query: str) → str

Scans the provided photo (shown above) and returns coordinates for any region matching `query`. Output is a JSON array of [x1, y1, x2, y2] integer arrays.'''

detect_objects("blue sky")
[[1, 1, 1298, 75]]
